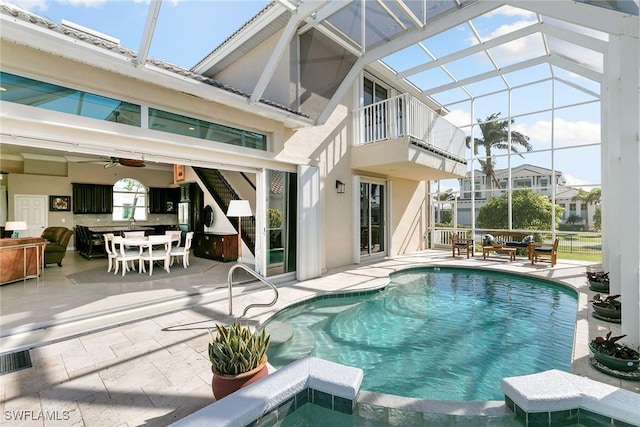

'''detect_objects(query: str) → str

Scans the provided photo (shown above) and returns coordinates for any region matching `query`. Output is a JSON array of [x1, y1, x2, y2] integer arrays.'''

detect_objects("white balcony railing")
[[353, 93, 466, 161]]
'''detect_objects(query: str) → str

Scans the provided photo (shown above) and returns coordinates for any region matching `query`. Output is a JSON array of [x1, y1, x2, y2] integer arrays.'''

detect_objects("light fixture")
[[335, 180, 346, 194], [226, 200, 252, 262], [5, 221, 27, 238]]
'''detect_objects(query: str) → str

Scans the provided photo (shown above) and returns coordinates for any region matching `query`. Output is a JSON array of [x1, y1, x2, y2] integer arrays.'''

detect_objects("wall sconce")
[[335, 180, 346, 194]]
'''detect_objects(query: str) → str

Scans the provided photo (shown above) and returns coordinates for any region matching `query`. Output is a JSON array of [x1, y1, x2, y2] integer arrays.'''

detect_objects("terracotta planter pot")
[[589, 343, 640, 372], [211, 356, 268, 400]]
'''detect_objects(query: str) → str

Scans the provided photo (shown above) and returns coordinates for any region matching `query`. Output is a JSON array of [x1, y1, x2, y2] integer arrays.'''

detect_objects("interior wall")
[[6, 162, 177, 231]]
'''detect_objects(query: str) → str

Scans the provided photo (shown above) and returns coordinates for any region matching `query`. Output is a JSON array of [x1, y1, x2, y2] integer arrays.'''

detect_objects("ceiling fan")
[[78, 157, 146, 168]]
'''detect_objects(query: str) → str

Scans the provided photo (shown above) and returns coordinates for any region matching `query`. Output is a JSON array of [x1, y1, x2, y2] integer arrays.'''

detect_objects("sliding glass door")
[[360, 181, 385, 257]]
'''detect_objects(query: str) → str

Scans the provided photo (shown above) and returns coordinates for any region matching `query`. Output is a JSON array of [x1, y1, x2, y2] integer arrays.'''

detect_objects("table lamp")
[[226, 200, 252, 262], [5, 221, 27, 238]]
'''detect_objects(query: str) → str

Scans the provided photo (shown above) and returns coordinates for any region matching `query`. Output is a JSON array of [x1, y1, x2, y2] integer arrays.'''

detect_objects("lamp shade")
[[5, 221, 27, 238], [226, 200, 252, 217], [5, 221, 27, 231]]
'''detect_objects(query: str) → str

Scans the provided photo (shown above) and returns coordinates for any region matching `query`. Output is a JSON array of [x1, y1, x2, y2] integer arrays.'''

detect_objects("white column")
[[297, 165, 322, 281], [254, 169, 266, 276], [605, 34, 640, 347]]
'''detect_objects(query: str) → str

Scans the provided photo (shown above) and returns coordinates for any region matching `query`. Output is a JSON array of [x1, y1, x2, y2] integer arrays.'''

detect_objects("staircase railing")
[[193, 168, 256, 250], [228, 263, 279, 317]]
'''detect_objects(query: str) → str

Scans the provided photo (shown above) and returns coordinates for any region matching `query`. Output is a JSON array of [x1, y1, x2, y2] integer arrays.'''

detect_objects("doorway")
[[14, 195, 48, 237], [360, 181, 386, 257]]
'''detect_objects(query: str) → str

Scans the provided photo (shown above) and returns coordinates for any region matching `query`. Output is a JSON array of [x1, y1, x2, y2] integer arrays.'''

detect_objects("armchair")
[[42, 226, 74, 267], [451, 232, 474, 258], [531, 238, 559, 267]]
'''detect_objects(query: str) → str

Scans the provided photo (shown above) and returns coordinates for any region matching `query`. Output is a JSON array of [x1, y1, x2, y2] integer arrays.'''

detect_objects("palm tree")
[[466, 112, 532, 196], [572, 187, 601, 231], [434, 188, 455, 223]]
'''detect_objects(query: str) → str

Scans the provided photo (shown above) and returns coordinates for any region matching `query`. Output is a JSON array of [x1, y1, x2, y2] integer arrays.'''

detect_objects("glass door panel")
[[360, 181, 385, 257]]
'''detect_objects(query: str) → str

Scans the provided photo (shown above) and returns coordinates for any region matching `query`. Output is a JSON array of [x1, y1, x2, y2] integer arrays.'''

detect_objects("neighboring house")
[[0, 2, 466, 280], [456, 164, 596, 228]]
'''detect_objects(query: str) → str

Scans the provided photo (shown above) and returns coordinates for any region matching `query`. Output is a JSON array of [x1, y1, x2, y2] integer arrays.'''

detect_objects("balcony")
[[352, 94, 467, 181]]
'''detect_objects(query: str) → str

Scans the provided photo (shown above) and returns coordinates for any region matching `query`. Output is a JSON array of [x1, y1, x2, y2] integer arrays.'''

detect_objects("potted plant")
[[586, 271, 610, 292], [589, 332, 640, 373], [591, 294, 621, 323], [208, 322, 271, 400]]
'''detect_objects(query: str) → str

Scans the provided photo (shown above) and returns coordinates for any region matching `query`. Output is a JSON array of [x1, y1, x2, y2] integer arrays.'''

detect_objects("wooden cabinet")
[[193, 232, 237, 262], [72, 183, 113, 214], [0, 237, 46, 285], [149, 187, 180, 214]]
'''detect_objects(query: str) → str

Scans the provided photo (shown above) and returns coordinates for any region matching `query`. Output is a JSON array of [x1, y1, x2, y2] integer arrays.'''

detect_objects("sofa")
[[42, 226, 74, 267]]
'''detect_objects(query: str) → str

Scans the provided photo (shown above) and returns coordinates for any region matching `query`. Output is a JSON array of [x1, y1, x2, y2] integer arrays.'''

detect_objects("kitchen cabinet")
[[72, 183, 113, 214], [149, 187, 180, 214], [193, 232, 237, 262]]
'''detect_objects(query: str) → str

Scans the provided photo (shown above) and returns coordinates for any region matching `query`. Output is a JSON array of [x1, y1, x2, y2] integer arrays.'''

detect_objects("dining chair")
[[170, 231, 194, 268], [123, 231, 146, 249], [139, 235, 172, 276], [112, 235, 143, 276], [103, 233, 117, 273], [165, 230, 182, 248]]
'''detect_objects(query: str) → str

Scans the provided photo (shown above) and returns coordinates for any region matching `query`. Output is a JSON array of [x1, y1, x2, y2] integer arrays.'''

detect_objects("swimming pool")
[[265, 267, 578, 401]]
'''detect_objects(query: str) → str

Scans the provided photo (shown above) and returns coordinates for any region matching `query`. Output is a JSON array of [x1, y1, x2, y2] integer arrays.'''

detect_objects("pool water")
[[265, 267, 578, 401]]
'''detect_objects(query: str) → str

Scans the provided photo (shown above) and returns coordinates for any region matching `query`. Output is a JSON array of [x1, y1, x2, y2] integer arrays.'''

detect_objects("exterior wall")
[[389, 178, 428, 255], [212, 30, 292, 109], [1, 41, 290, 162]]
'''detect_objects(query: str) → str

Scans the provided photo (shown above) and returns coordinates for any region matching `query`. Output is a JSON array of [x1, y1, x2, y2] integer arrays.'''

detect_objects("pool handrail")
[[227, 262, 279, 317]]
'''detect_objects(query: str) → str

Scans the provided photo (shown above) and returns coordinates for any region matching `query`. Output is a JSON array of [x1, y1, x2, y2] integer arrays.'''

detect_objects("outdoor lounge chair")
[[531, 238, 559, 267]]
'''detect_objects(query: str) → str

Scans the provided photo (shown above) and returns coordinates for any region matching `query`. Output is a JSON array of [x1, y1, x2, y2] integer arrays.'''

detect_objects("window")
[[148, 108, 267, 151], [540, 178, 548, 190], [112, 178, 147, 221], [569, 203, 577, 215], [0, 72, 141, 126], [580, 203, 587, 218], [515, 179, 531, 188]]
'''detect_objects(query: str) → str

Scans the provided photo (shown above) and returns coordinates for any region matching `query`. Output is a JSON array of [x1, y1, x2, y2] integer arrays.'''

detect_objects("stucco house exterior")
[[0, 1, 466, 282]]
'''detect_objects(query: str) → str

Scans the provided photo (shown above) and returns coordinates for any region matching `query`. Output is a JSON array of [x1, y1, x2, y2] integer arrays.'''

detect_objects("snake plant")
[[208, 322, 270, 375]]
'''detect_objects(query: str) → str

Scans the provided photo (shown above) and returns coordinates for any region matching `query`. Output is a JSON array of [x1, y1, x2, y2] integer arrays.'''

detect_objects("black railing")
[[193, 168, 256, 252]]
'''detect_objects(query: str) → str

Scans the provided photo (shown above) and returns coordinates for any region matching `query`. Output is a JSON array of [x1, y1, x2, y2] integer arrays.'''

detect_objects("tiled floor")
[[0, 250, 638, 426]]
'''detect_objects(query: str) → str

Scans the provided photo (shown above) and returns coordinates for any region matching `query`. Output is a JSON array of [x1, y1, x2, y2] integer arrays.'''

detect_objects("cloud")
[[10, 0, 49, 11], [513, 118, 600, 147], [484, 5, 537, 20], [443, 109, 472, 128], [563, 173, 594, 187]]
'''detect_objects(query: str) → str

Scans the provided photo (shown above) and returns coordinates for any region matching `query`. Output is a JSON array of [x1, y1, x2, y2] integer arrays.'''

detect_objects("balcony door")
[[360, 181, 386, 257], [363, 77, 388, 142]]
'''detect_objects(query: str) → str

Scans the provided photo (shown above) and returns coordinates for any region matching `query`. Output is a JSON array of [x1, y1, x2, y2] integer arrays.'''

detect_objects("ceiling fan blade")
[[118, 158, 145, 167]]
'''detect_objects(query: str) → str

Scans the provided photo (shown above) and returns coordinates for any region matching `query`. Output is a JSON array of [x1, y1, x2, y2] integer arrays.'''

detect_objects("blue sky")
[[10, 0, 602, 190]]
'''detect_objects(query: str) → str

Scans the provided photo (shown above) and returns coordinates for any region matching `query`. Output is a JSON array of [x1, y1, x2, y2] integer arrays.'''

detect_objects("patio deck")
[[0, 250, 637, 426]]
